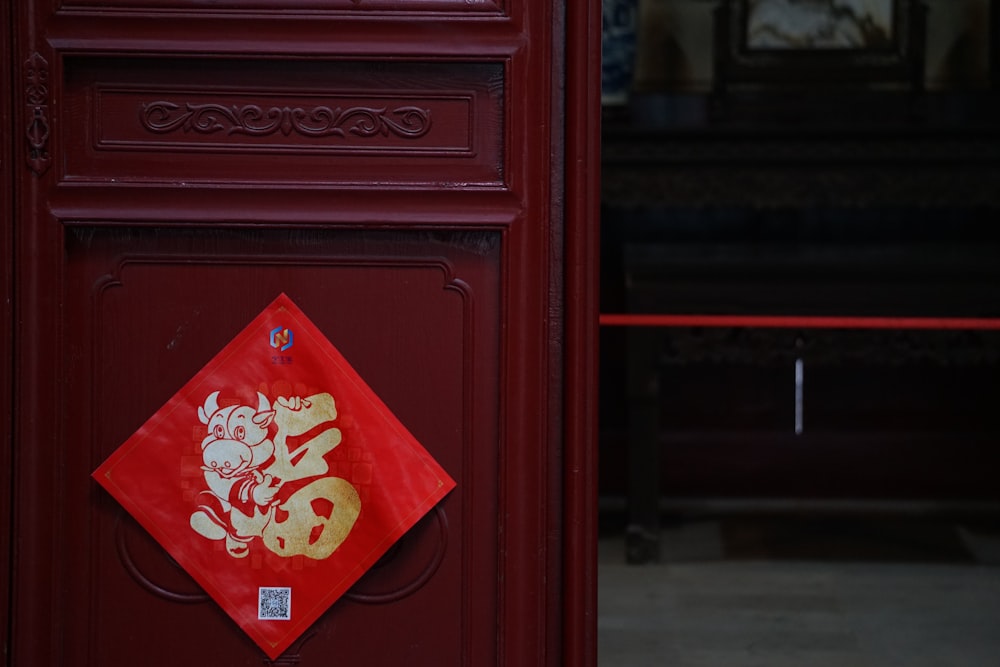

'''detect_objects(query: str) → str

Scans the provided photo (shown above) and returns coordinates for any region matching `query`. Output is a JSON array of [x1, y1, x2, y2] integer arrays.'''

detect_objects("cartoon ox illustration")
[[189, 390, 361, 560]]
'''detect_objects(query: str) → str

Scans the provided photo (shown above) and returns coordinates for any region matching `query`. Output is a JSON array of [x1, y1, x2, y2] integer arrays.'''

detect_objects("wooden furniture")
[[600, 90, 1000, 563]]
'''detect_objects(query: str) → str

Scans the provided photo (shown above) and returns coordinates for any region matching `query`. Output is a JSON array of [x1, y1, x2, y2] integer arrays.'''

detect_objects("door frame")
[[561, 2, 602, 665], [2, 0, 14, 658]]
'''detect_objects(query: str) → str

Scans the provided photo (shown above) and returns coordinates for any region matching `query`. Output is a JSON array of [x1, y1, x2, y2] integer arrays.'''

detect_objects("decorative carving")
[[262, 630, 316, 666], [140, 102, 432, 141], [114, 512, 209, 604], [344, 505, 449, 604], [24, 52, 51, 175]]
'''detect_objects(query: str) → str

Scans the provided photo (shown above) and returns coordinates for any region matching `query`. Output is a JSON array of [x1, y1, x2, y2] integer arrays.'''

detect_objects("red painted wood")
[[562, 1, 602, 665], [9, 1, 599, 665], [13, 4, 68, 665], [1, 0, 14, 657]]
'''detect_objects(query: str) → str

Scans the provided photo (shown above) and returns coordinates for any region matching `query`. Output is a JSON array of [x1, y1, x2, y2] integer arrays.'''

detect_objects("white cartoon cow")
[[189, 390, 361, 559]]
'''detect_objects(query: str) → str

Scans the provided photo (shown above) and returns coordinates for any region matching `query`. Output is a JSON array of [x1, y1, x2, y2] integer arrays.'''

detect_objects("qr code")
[[258, 587, 292, 621]]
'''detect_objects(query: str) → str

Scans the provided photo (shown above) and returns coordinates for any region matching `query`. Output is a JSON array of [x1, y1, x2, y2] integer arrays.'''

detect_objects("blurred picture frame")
[[746, 0, 896, 51], [714, 0, 926, 89]]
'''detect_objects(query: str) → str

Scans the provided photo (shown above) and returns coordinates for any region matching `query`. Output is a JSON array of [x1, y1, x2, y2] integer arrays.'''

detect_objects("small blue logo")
[[269, 327, 293, 352]]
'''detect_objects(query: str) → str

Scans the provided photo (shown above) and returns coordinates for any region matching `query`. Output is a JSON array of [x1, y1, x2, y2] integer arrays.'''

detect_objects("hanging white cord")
[[794, 358, 804, 435]]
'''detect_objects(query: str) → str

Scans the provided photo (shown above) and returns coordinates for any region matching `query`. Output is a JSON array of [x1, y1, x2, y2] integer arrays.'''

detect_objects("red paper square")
[[93, 293, 456, 659]]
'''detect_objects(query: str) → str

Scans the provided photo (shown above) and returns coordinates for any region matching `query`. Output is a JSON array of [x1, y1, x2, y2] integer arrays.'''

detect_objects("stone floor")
[[598, 511, 1000, 666]]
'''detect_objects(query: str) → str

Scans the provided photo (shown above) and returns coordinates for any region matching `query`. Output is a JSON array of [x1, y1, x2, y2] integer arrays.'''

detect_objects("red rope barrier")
[[599, 313, 1000, 330]]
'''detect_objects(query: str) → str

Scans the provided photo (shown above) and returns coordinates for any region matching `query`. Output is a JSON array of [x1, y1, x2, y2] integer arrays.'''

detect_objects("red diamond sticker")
[[93, 293, 456, 659]]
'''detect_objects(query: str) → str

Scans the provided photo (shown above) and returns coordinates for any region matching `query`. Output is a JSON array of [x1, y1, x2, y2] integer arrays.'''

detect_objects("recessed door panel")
[[59, 0, 506, 13], [61, 228, 499, 664], [63, 58, 505, 186]]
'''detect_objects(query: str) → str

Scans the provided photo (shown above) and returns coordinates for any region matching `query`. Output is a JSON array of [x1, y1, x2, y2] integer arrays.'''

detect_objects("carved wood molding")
[[262, 630, 316, 666], [343, 506, 449, 604], [114, 512, 209, 604], [140, 101, 432, 141], [24, 52, 51, 176], [59, 0, 504, 14]]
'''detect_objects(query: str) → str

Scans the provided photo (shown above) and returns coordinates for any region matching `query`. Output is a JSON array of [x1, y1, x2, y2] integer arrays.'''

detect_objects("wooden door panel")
[[11, 0, 600, 664], [59, 0, 506, 13], [59, 228, 499, 663], [0, 0, 13, 657], [62, 57, 505, 187]]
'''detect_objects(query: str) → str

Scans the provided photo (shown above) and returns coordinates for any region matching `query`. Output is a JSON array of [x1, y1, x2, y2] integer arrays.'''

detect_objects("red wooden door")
[[6, 2, 600, 665], [1, 0, 14, 657]]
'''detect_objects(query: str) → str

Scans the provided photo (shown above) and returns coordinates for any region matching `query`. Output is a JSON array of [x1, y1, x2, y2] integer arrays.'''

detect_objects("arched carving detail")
[[344, 505, 449, 604], [114, 512, 209, 604]]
